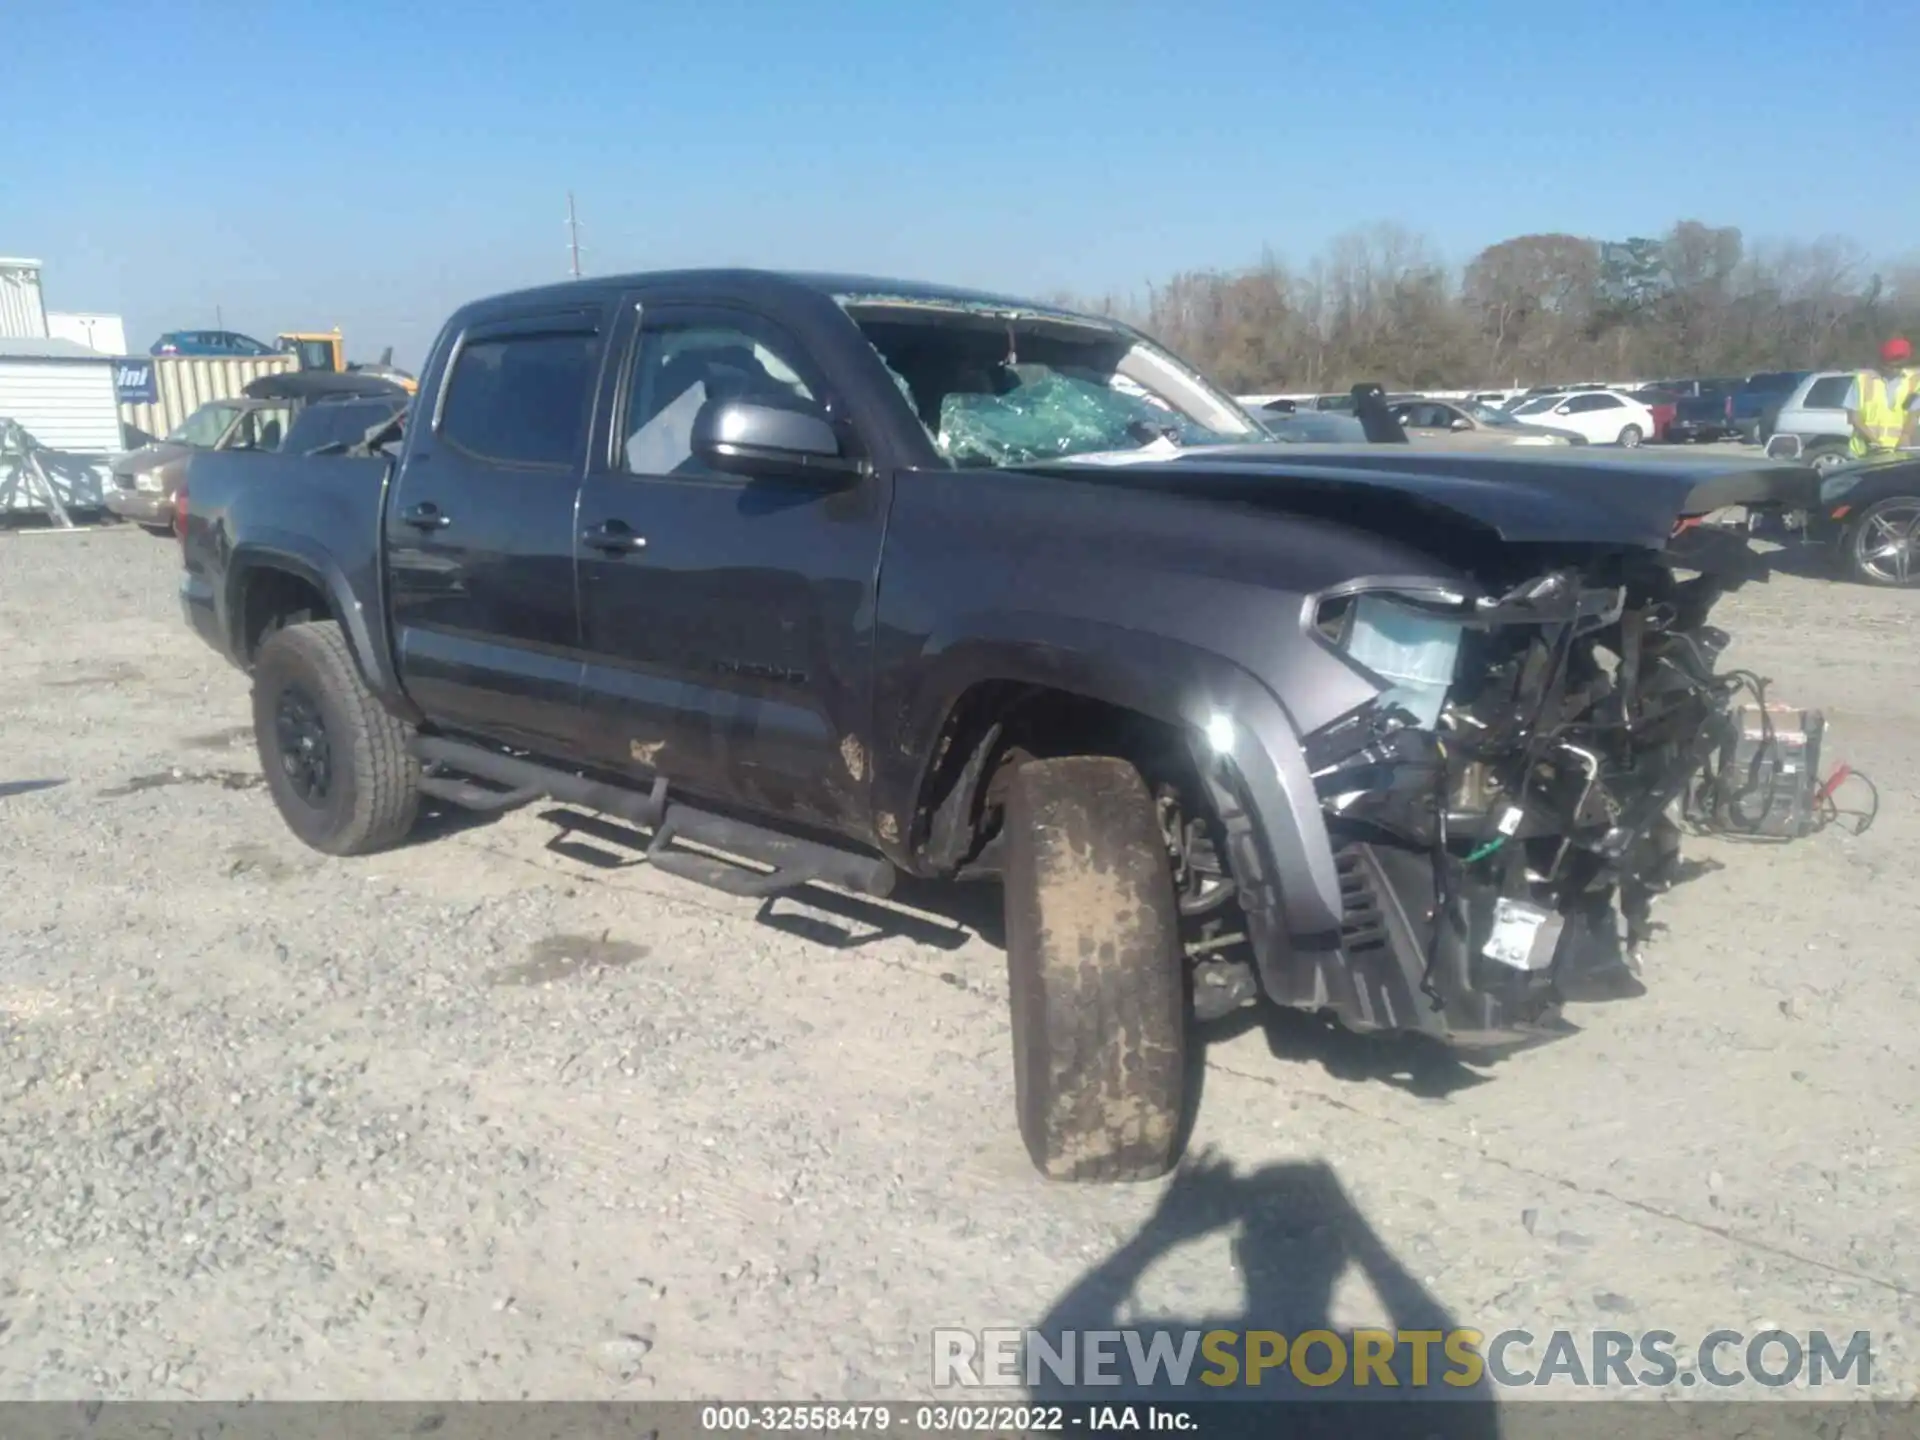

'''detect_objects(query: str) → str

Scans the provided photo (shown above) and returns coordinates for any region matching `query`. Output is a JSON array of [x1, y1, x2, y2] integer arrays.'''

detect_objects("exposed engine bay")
[[1253, 525, 1836, 1045]]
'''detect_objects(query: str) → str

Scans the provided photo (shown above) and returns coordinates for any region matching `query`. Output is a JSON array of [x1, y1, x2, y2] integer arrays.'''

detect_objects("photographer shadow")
[[1027, 1154, 1500, 1438]]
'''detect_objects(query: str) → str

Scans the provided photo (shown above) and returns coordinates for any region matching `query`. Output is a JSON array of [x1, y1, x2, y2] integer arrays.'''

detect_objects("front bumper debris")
[[1225, 536, 1822, 1047]]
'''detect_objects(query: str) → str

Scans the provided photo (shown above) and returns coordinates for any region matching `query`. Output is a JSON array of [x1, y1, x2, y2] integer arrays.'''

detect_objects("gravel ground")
[[1, 521, 1915, 1404]]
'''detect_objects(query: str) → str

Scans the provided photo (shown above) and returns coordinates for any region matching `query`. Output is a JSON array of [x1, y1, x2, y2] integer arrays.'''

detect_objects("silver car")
[[1391, 397, 1584, 447]]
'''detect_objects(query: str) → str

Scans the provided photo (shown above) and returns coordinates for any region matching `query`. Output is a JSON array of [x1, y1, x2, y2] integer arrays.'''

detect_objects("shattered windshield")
[[838, 295, 1260, 467]]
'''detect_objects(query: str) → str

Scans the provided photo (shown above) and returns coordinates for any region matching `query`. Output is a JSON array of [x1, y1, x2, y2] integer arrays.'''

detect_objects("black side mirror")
[[691, 394, 863, 480]]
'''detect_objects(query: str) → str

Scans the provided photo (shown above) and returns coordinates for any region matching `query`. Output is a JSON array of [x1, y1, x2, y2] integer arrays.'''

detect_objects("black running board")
[[409, 736, 895, 900]]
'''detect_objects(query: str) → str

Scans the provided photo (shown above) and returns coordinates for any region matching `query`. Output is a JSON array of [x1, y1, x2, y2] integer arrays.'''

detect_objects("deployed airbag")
[[1343, 598, 1466, 727]]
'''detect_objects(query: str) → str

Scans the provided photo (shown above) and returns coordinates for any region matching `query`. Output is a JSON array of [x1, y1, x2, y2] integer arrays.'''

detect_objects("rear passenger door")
[[386, 307, 607, 751], [1554, 393, 1619, 443], [1587, 393, 1626, 442]]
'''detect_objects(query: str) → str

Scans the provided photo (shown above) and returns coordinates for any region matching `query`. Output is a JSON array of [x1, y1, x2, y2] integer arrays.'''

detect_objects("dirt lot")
[[1, 522, 1916, 1403]]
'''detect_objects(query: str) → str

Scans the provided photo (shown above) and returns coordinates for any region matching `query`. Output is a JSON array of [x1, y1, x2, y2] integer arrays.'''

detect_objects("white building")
[[1, 257, 50, 339], [0, 336, 121, 513], [47, 311, 129, 356]]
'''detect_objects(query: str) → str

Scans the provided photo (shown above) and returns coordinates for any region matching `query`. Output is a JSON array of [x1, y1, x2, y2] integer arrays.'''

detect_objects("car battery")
[[1708, 704, 1825, 838]]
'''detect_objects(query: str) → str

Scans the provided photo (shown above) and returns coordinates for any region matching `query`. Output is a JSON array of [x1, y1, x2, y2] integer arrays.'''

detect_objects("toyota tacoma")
[[176, 270, 1819, 1183]]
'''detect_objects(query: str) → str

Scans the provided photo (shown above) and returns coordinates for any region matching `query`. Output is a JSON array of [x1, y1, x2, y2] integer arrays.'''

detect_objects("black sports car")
[[1805, 454, 1920, 586]]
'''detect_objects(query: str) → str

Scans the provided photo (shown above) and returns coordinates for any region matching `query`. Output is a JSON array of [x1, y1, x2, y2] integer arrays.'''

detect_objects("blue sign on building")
[[114, 359, 158, 405]]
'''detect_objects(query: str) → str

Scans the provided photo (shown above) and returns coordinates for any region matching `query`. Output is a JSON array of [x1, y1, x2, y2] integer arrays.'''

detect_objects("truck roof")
[[460, 268, 1090, 322]]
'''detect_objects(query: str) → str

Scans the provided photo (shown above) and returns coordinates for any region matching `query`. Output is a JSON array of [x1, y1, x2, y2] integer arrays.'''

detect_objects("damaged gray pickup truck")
[[177, 271, 1822, 1184]]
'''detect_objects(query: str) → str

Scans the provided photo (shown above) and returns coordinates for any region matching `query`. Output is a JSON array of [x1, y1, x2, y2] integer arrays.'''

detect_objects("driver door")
[[572, 301, 887, 838]]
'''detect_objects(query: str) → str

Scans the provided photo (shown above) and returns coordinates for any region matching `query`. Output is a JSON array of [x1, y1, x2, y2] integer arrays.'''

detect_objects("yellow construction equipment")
[[276, 330, 345, 373], [275, 330, 416, 393]]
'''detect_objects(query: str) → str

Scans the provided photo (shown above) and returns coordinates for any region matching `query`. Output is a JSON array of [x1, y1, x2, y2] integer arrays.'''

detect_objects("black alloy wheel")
[[273, 682, 334, 804]]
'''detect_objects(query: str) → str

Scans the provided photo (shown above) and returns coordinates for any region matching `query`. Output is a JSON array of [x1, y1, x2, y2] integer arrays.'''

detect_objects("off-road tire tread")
[[253, 620, 419, 855], [1002, 756, 1186, 1183]]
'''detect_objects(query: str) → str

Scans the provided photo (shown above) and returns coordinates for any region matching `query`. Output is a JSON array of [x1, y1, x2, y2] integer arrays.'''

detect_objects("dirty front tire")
[[251, 620, 420, 855], [1002, 756, 1186, 1183]]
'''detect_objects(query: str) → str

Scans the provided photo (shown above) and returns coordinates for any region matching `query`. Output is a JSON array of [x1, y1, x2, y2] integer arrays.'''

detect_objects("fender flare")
[[880, 611, 1345, 936], [224, 528, 418, 722]]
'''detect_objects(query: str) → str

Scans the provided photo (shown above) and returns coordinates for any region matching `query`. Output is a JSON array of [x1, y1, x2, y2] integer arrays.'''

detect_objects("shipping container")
[[47, 311, 128, 357], [118, 352, 297, 439], [0, 337, 120, 513], [0, 257, 50, 339]]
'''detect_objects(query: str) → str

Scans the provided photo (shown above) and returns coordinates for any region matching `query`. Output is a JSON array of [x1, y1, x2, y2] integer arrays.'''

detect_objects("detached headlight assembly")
[[1316, 586, 1471, 729]]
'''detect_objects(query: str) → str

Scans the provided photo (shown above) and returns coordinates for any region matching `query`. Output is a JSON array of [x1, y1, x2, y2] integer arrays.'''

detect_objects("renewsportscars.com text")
[[932, 1327, 1873, 1391]]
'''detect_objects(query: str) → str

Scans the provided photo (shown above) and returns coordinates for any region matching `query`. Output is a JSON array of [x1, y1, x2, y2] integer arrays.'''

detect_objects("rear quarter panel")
[[182, 449, 408, 710]]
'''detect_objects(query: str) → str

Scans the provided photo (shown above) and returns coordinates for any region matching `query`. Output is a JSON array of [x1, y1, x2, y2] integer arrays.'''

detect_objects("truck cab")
[[276, 330, 344, 373]]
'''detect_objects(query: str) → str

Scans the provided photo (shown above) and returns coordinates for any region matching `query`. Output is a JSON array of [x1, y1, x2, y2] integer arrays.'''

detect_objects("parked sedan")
[[105, 398, 290, 531], [1499, 382, 1607, 411], [1806, 454, 1920, 585], [1507, 389, 1656, 447], [1388, 397, 1581, 448], [149, 329, 279, 357]]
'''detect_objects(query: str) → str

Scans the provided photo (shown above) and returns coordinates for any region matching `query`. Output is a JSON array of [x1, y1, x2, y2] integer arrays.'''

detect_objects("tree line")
[[1063, 220, 1920, 395]]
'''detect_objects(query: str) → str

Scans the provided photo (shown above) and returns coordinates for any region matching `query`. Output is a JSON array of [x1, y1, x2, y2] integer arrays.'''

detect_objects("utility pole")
[[216, 304, 224, 329], [567, 192, 582, 279]]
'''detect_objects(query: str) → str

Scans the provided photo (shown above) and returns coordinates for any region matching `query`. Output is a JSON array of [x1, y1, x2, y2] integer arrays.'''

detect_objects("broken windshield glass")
[[839, 295, 1260, 467], [933, 368, 1241, 465]]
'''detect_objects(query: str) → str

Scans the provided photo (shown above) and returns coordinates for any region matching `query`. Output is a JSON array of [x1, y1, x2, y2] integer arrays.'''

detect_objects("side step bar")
[[409, 736, 895, 900]]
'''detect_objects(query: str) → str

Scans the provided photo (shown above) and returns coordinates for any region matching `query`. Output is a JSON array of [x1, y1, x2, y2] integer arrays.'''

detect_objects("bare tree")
[[1062, 220, 1920, 394], [1462, 234, 1600, 381]]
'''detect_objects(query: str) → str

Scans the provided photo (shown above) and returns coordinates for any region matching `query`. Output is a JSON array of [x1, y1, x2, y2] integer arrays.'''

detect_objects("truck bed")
[[178, 448, 395, 671]]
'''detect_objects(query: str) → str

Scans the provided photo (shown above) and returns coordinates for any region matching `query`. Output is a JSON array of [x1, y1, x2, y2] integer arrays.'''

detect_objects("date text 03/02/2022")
[[698, 1404, 1195, 1432]]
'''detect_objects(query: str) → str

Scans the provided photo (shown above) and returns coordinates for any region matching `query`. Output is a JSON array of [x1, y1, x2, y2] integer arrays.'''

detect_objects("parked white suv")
[[1762, 371, 1855, 472]]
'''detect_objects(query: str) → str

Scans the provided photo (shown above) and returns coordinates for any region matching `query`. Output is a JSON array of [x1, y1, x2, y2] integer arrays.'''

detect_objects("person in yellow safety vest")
[[1846, 337, 1920, 458]]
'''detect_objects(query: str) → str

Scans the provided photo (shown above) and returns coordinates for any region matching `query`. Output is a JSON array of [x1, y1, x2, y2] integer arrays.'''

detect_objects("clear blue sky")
[[5, 0, 1915, 368]]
